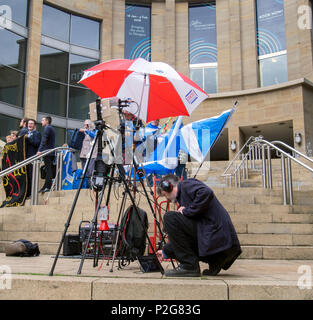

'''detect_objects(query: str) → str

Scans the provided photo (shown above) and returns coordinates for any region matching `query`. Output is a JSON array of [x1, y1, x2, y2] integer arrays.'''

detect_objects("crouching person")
[[157, 174, 242, 277]]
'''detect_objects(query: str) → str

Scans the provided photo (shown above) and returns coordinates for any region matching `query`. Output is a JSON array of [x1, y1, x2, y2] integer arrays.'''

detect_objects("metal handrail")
[[0, 147, 74, 178], [271, 140, 313, 165], [252, 138, 313, 174], [225, 136, 313, 205], [0, 146, 75, 206], [222, 136, 255, 177]]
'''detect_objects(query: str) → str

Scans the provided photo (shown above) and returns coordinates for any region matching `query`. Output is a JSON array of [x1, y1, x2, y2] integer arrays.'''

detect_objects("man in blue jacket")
[[25, 119, 41, 198], [37, 116, 55, 193], [157, 174, 241, 277]]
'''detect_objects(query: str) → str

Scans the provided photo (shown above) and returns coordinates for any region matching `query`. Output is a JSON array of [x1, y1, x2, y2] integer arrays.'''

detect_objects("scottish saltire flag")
[[180, 106, 236, 162], [138, 116, 183, 175]]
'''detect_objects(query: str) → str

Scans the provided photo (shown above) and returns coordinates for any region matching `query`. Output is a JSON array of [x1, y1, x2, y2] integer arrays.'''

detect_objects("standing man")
[[157, 174, 241, 277], [25, 119, 41, 198], [18, 117, 28, 137], [37, 116, 55, 193]]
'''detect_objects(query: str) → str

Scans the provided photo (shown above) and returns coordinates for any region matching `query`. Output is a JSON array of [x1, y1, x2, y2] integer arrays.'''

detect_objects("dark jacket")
[[26, 130, 41, 158], [38, 125, 55, 153], [176, 178, 240, 257]]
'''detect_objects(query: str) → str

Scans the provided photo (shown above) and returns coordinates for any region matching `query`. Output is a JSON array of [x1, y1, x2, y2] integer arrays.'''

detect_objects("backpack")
[[69, 129, 85, 150], [5, 239, 40, 257], [118, 205, 148, 263]]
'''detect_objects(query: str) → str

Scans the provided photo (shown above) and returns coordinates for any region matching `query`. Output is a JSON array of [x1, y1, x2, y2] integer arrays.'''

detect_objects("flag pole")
[[193, 101, 238, 179]]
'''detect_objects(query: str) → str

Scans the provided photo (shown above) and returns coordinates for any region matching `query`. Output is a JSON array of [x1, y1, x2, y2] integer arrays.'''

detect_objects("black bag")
[[118, 205, 148, 262], [5, 239, 40, 257], [69, 129, 85, 150], [137, 255, 162, 273]]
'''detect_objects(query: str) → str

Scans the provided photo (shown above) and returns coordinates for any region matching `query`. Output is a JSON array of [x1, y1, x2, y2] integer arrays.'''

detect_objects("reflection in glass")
[[0, 0, 29, 26], [42, 4, 70, 42], [259, 54, 288, 87], [68, 86, 97, 120], [0, 113, 20, 141], [38, 79, 67, 117], [39, 45, 69, 83], [0, 29, 27, 71], [0, 65, 24, 107], [69, 54, 98, 86], [71, 15, 100, 49], [204, 67, 217, 93], [190, 68, 203, 90]]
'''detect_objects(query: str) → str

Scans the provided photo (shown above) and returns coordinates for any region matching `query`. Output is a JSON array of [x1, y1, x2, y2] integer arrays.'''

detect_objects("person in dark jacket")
[[25, 119, 41, 198], [157, 174, 242, 277], [17, 117, 28, 137], [37, 116, 55, 193]]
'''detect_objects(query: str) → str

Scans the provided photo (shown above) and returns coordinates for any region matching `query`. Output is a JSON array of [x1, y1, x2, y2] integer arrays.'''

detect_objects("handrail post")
[[281, 155, 288, 205], [267, 146, 272, 189], [30, 160, 40, 206], [261, 145, 267, 188], [55, 151, 63, 191], [286, 157, 293, 205]]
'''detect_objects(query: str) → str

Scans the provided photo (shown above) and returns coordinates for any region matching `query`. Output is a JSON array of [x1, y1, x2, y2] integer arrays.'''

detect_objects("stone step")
[[240, 245, 313, 260], [238, 234, 313, 246], [2, 239, 312, 261], [230, 213, 313, 224]]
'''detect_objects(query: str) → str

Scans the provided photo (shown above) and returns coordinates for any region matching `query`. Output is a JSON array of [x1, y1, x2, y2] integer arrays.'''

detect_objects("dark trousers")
[[163, 211, 242, 271], [42, 156, 55, 189], [26, 164, 32, 197], [163, 211, 199, 270]]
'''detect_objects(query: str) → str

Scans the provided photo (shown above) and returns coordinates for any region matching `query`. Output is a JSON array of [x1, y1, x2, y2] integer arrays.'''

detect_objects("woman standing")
[[79, 120, 97, 178]]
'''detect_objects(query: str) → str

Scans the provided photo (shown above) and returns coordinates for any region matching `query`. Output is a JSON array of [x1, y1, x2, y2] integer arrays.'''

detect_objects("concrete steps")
[[1, 158, 313, 260]]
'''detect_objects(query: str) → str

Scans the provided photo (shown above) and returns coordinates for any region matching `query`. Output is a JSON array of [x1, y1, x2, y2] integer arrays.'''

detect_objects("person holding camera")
[[157, 174, 241, 277], [79, 119, 97, 179]]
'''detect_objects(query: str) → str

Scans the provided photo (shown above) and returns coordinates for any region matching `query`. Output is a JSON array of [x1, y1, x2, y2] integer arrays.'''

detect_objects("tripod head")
[[91, 98, 111, 191]]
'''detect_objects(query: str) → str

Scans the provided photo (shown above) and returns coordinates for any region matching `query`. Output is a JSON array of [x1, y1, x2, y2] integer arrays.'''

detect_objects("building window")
[[256, 0, 288, 87], [125, 4, 151, 61], [0, 114, 20, 142], [0, 0, 29, 110], [38, 3, 100, 134], [189, 2, 217, 93]]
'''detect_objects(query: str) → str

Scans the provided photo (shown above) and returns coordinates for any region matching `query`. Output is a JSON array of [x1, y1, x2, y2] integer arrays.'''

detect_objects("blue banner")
[[256, 0, 286, 56], [125, 5, 151, 61], [189, 3, 217, 64]]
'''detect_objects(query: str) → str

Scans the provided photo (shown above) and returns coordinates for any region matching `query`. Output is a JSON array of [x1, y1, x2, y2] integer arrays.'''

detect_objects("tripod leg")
[[95, 164, 115, 267], [77, 176, 109, 275], [109, 190, 128, 272], [116, 163, 165, 275], [49, 131, 100, 277]]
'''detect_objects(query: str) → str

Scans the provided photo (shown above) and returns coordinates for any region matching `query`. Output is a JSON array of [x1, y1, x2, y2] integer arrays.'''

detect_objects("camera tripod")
[[49, 99, 167, 276]]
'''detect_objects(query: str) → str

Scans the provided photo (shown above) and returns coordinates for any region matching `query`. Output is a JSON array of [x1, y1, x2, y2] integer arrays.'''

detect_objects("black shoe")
[[39, 188, 50, 193], [164, 265, 200, 277], [202, 264, 222, 276]]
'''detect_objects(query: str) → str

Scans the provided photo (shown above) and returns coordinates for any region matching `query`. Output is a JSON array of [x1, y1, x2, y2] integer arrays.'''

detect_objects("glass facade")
[[256, 0, 288, 86], [0, 0, 29, 27], [189, 2, 217, 93], [125, 4, 151, 61], [0, 1, 28, 111], [38, 3, 100, 138], [0, 114, 20, 142]]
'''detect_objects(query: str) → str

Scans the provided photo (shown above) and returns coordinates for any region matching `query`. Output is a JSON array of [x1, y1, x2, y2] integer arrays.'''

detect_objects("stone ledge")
[[226, 280, 313, 300]]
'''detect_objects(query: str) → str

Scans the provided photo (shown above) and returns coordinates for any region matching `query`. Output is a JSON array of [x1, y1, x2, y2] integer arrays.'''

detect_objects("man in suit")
[[37, 116, 55, 193], [25, 119, 41, 198], [157, 174, 242, 277]]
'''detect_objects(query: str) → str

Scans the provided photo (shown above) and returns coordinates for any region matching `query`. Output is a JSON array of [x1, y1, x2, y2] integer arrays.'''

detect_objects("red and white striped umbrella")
[[79, 58, 209, 123]]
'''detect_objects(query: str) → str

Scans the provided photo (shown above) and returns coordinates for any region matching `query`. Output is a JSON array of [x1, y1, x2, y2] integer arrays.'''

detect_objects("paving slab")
[[1, 254, 313, 300]]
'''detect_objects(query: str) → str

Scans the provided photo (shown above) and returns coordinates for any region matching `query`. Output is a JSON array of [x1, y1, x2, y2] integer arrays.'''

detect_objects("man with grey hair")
[[157, 174, 241, 277]]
